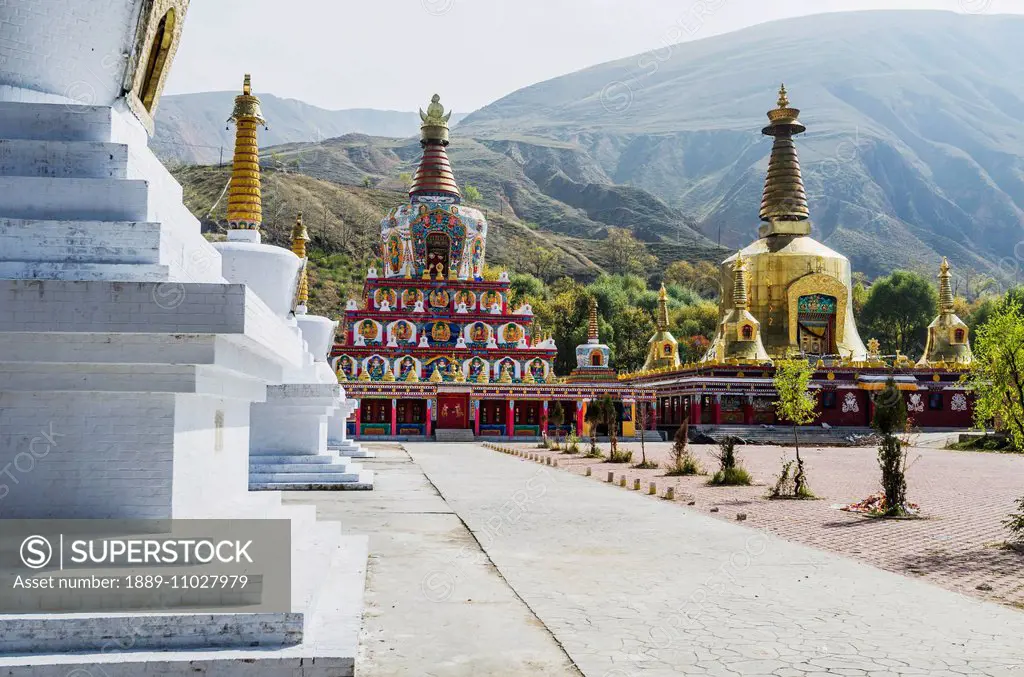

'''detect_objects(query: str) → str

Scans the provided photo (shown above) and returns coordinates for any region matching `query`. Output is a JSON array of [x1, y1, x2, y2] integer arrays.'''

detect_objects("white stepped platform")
[[329, 440, 376, 458], [0, 139, 130, 179], [249, 454, 373, 491], [436, 428, 475, 442]]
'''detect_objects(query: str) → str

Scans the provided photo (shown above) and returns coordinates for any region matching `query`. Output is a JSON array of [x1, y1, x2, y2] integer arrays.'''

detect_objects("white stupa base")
[[0, 98, 365, 671], [249, 384, 373, 491]]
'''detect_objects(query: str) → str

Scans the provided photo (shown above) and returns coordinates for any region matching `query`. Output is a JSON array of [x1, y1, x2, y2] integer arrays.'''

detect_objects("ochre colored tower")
[[705, 254, 770, 364], [917, 258, 973, 367], [291, 212, 310, 308], [642, 284, 680, 371], [713, 85, 866, 361], [227, 74, 266, 230]]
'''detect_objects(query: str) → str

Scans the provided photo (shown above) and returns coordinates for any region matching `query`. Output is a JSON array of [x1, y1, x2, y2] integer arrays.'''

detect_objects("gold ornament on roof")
[[291, 213, 310, 306], [760, 84, 810, 232], [429, 366, 443, 383], [419, 93, 453, 144]]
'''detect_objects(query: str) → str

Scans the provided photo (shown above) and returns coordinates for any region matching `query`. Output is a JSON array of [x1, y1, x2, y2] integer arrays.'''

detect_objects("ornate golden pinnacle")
[[419, 93, 452, 144], [777, 83, 789, 109]]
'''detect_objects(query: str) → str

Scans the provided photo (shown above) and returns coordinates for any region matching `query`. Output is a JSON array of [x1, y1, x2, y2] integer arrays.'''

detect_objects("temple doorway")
[[426, 232, 450, 279], [797, 294, 837, 356]]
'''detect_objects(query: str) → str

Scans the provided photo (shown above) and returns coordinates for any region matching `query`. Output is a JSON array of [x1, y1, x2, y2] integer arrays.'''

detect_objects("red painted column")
[[425, 399, 433, 438], [743, 397, 755, 425], [711, 395, 722, 425], [390, 398, 398, 437], [649, 402, 657, 432], [690, 396, 702, 425], [541, 400, 549, 436], [506, 400, 515, 438], [354, 401, 362, 438], [577, 401, 586, 435], [474, 400, 481, 437]]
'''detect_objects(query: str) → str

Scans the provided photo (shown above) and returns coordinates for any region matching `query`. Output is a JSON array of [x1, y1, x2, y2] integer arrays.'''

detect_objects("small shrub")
[[565, 427, 581, 454], [709, 466, 752, 486], [585, 435, 602, 458], [609, 448, 633, 464], [707, 437, 751, 486], [665, 421, 703, 476], [634, 459, 659, 469], [768, 459, 813, 499]]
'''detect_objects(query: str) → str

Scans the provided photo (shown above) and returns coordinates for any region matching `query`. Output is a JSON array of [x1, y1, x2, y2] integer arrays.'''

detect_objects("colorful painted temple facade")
[[331, 96, 653, 439]]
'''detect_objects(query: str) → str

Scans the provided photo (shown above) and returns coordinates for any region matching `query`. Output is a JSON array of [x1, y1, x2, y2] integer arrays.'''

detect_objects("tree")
[[516, 243, 559, 282], [548, 401, 565, 449], [772, 360, 817, 498], [872, 377, 911, 516], [610, 306, 655, 372], [601, 227, 657, 277], [587, 395, 628, 461], [634, 403, 657, 469], [967, 302, 1024, 450], [463, 184, 482, 204], [664, 260, 720, 299], [708, 436, 751, 486], [362, 176, 372, 188], [398, 172, 412, 189], [861, 270, 937, 357]]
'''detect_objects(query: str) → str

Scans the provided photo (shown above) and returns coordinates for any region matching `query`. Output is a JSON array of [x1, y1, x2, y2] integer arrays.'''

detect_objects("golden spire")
[[731, 252, 750, 310], [759, 84, 810, 234], [291, 212, 310, 307], [656, 283, 669, 331], [938, 257, 954, 314], [587, 296, 599, 343], [410, 94, 461, 200], [227, 74, 266, 230]]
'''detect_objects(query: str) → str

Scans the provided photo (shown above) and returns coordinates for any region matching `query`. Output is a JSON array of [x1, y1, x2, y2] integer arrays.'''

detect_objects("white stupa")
[[0, 1, 366, 671]]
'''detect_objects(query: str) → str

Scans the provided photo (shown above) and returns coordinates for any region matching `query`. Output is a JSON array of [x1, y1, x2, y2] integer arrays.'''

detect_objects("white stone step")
[[0, 261, 170, 281], [249, 454, 340, 465], [436, 428, 475, 442], [0, 219, 163, 264], [0, 102, 115, 143], [249, 472, 365, 484], [0, 176, 149, 221], [249, 463, 363, 475], [0, 139, 129, 179]]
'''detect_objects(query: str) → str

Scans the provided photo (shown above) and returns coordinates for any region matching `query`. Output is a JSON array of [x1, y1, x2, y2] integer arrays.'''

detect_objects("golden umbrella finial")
[[777, 83, 789, 109]]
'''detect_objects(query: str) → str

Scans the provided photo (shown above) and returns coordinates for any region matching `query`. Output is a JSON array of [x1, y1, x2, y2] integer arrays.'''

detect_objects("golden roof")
[[938, 256, 954, 313]]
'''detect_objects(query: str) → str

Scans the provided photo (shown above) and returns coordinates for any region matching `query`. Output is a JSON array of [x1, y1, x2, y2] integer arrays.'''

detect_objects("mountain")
[[457, 10, 1024, 282], [151, 92, 467, 164]]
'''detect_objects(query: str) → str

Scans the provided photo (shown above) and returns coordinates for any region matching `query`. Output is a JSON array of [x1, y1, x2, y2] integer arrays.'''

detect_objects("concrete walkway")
[[288, 444, 580, 677], [405, 443, 1024, 677]]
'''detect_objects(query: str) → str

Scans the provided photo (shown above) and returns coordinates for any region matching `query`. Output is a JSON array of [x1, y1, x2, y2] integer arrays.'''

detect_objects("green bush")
[[608, 448, 633, 464], [709, 466, 752, 486], [707, 437, 751, 486], [665, 421, 704, 476]]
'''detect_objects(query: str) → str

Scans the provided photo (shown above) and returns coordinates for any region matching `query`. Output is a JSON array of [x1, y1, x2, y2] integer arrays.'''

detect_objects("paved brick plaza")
[[504, 438, 1024, 609]]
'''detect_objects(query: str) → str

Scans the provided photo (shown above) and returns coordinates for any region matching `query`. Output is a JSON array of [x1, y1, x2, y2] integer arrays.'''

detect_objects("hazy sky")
[[165, 0, 1020, 112]]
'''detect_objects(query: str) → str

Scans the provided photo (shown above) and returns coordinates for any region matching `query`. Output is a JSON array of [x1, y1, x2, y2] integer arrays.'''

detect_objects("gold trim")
[[787, 273, 850, 346]]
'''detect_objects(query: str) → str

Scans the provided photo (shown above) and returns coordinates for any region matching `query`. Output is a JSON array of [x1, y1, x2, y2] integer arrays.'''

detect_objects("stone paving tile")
[[412, 442, 1024, 677], [499, 438, 1024, 609]]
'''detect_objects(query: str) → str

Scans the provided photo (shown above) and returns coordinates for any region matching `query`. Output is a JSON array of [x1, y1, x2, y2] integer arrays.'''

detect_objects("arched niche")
[[124, 1, 190, 133]]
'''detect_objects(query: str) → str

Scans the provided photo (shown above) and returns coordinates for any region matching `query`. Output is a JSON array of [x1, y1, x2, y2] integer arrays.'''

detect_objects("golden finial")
[[358, 369, 370, 381], [290, 212, 310, 247], [476, 368, 489, 384], [429, 366, 443, 382], [760, 83, 809, 232], [777, 83, 789, 109], [405, 369, 419, 383], [938, 257, 954, 313], [732, 253, 749, 309], [226, 74, 266, 231], [499, 364, 513, 383], [587, 297, 599, 342], [523, 369, 536, 384], [383, 365, 396, 382], [867, 337, 881, 355], [418, 93, 453, 145], [656, 283, 669, 331]]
